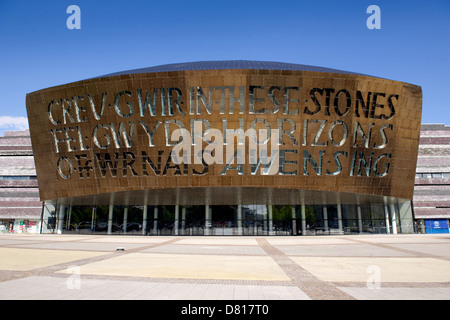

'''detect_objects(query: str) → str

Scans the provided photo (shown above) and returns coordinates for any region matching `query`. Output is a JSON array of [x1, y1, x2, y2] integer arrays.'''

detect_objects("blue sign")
[[425, 219, 449, 234]]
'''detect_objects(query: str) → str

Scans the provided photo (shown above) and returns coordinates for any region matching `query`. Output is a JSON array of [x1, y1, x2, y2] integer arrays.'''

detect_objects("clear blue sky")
[[0, 0, 449, 133]]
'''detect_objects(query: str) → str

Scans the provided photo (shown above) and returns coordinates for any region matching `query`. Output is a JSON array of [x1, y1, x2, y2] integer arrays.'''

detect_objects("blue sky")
[[0, 0, 449, 133]]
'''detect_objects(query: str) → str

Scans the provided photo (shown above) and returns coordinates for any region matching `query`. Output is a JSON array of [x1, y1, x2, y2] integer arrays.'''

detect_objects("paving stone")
[[0, 234, 448, 300]]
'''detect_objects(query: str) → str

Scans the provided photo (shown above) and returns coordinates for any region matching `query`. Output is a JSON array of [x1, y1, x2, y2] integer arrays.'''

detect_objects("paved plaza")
[[0, 233, 449, 300]]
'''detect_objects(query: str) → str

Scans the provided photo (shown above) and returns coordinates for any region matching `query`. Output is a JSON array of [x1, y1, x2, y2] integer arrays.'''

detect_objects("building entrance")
[[53, 201, 414, 236]]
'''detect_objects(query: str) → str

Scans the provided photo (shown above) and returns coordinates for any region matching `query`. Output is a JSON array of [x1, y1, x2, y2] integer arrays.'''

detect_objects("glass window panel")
[[371, 204, 385, 220]]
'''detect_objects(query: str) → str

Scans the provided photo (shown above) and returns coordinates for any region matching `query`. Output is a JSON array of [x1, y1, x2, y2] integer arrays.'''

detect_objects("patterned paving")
[[0, 234, 449, 300]]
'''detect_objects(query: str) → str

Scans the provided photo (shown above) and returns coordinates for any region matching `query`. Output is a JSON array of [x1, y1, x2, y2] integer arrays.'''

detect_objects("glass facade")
[[53, 201, 414, 236]]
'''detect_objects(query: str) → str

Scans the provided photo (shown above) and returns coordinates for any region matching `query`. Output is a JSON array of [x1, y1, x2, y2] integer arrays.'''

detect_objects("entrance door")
[[242, 205, 269, 236], [158, 205, 175, 235], [211, 205, 236, 235], [182, 206, 205, 236]]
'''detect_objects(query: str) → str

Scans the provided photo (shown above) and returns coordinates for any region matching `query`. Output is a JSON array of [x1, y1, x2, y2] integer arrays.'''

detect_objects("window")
[[0, 176, 37, 180], [416, 172, 450, 179]]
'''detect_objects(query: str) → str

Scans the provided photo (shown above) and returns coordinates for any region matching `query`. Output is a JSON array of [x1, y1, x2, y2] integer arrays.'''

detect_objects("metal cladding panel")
[[97, 60, 367, 78], [26, 63, 422, 205]]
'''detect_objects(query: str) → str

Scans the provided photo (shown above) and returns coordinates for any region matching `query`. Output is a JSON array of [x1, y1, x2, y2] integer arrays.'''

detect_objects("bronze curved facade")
[[26, 61, 422, 235]]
